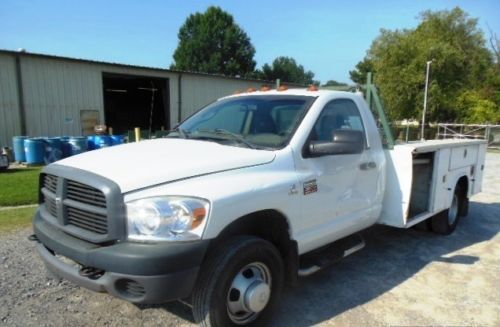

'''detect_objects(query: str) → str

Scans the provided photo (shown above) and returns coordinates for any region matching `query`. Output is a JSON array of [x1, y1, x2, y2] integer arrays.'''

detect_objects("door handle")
[[360, 161, 377, 170]]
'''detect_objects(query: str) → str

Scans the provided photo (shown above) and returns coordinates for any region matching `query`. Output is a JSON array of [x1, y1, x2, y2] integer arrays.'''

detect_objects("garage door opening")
[[102, 73, 169, 136]]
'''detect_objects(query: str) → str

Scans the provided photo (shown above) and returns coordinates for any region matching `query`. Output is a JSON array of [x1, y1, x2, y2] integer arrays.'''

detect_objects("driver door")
[[296, 99, 378, 251]]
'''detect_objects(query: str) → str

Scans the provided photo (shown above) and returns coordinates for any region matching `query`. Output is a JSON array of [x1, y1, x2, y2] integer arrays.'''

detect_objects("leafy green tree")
[[258, 56, 316, 85], [171, 6, 256, 77], [322, 80, 348, 87], [349, 58, 374, 85], [352, 7, 496, 122], [458, 91, 500, 123]]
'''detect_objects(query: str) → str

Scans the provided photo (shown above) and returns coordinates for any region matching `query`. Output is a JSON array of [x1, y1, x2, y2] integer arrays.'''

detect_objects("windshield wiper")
[[166, 127, 189, 139], [195, 129, 256, 149]]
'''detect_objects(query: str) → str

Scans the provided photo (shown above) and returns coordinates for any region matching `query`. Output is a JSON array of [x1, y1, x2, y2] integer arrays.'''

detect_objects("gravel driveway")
[[1, 153, 499, 326]]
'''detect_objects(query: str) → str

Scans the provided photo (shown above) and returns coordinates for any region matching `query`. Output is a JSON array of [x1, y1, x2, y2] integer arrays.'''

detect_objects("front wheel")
[[431, 185, 464, 235], [192, 236, 284, 326]]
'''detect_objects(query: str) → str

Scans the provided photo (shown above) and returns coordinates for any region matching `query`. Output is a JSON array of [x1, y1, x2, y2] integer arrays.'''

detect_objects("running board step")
[[298, 233, 365, 277]]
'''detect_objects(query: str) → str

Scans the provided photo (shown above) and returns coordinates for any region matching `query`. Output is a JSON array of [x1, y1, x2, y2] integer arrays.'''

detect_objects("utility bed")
[[380, 139, 487, 228]]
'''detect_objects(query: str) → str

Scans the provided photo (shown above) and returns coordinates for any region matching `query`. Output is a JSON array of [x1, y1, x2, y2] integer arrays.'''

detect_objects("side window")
[[311, 99, 366, 142]]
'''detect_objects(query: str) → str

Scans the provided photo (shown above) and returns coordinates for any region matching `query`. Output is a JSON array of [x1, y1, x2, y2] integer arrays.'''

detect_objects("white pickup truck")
[[32, 88, 487, 326]]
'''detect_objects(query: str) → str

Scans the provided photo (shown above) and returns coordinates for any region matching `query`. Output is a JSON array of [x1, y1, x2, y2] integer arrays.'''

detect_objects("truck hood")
[[56, 138, 276, 193]]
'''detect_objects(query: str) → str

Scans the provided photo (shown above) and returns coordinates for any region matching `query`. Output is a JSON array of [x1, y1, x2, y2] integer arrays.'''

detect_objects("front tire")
[[192, 236, 284, 326], [431, 185, 464, 235]]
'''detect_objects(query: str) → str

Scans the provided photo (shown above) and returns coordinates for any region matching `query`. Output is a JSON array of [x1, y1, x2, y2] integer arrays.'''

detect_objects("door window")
[[311, 99, 366, 143]]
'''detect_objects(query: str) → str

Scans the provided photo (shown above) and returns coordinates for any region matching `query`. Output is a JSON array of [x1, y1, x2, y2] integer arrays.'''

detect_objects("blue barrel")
[[12, 136, 28, 162], [111, 135, 125, 145], [24, 139, 45, 165], [69, 137, 88, 155], [94, 135, 112, 149], [61, 137, 72, 158], [44, 137, 63, 163], [87, 135, 96, 150]]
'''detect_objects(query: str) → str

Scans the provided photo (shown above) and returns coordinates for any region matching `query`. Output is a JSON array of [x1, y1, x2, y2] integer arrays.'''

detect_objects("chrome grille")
[[67, 207, 108, 234], [66, 180, 106, 208]]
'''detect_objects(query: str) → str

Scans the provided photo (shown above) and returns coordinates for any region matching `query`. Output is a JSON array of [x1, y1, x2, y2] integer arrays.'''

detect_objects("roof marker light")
[[307, 85, 319, 91], [247, 87, 257, 93], [260, 85, 272, 91], [278, 85, 288, 91]]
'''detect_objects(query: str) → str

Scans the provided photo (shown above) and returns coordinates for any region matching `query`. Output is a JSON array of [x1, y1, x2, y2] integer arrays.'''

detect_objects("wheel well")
[[209, 210, 298, 285]]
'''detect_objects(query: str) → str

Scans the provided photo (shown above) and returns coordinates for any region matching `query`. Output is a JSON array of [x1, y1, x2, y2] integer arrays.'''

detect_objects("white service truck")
[[32, 88, 487, 326]]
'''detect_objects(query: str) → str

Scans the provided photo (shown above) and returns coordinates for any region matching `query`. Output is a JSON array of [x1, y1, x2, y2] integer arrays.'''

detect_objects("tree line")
[[171, 6, 499, 123]]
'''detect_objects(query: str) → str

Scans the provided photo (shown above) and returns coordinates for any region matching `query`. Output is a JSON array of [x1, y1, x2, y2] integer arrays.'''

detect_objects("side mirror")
[[308, 130, 364, 156]]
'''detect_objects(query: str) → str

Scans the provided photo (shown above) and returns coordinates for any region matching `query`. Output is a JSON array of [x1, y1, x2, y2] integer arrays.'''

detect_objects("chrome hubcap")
[[226, 262, 272, 325], [448, 194, 459, 225]]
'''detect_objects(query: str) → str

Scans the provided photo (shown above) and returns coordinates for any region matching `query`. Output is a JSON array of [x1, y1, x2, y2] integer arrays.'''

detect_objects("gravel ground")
[[1, 153, 499, 326]]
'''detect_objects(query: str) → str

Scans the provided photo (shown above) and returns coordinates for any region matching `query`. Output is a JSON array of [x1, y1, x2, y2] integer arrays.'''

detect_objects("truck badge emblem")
[[303, 180, 318, 195]]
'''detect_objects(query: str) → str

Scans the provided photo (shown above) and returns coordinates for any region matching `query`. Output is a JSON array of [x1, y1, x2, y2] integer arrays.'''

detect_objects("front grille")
[[40, 172, 117, 242], [67, 180, 106, 208], [44, 174, 58, 193], [67, 206, 108, 234], [45, 196, 58, 217]]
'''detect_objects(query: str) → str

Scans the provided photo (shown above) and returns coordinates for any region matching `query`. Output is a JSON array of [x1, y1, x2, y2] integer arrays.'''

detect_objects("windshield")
[[174, 95, 316, 150]]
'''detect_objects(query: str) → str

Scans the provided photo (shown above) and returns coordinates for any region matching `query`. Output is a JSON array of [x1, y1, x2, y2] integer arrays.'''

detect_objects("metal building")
[[0, 49, 274, 147]]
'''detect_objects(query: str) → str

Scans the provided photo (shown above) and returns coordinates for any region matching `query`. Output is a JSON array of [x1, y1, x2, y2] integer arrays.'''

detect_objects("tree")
[[322, 80, 348, 87], [457, 91, 500, 124], [351, 7, 496, 122], [349, 58, 374, 85], [171, 6, 256, 77], [258, 56, 316, 85]]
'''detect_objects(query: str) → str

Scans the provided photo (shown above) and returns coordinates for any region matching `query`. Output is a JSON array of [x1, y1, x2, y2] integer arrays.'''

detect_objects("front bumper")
[[34, 209, 209, 303]]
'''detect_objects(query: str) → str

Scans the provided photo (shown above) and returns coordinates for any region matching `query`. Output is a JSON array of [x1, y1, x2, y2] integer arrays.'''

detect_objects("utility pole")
[[421, 60, 433, 141]]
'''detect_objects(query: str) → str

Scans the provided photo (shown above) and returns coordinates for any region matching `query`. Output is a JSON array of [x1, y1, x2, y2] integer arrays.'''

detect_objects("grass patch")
[[0, 167, 42, 206], [0, 206, 36, 232]]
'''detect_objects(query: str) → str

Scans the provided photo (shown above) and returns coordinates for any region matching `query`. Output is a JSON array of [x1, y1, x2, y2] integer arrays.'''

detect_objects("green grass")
[[0, 167, 42, 206], [0, 207, 36, 232]]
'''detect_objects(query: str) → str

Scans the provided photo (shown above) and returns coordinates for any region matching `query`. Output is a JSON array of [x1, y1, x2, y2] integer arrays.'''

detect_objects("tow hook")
[[79, 266, 105, 280], [28, 234, 39, 242]]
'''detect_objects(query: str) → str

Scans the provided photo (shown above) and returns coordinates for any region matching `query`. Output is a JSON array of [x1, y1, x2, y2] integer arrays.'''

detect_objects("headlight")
[[126, 196, 209, 241]]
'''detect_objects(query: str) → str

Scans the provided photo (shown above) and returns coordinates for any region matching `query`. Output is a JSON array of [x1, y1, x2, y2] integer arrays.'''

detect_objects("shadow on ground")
[[270, 201, 499, 326]]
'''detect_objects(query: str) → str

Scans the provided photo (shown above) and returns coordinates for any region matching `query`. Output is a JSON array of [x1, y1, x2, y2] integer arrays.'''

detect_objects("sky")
[[0, 0, 498, 84]]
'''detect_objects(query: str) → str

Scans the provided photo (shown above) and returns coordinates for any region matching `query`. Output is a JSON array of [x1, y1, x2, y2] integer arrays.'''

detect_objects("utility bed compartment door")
[[472, 144, 487, 194], [433, 148, 451, 213], [449, 145, 478, 170]]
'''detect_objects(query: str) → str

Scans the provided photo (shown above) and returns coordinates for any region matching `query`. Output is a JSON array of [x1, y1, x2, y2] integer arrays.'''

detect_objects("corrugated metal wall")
[[0, 53, 21, 147], [0, 52, 270, 148], [21, 56, 104, 138], [179, 74, 263, 121]]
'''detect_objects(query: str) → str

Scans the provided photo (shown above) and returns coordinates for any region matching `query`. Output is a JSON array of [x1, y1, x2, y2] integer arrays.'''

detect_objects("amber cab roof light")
[[246, 87, 257, 93], [307, 85, 319, 91], [277, 85, 288, 91], [260, 85, 272, 92]]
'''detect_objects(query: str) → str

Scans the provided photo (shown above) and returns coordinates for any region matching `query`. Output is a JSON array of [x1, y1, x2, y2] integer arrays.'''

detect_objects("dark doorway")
[[102, 73, 169, 135]]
